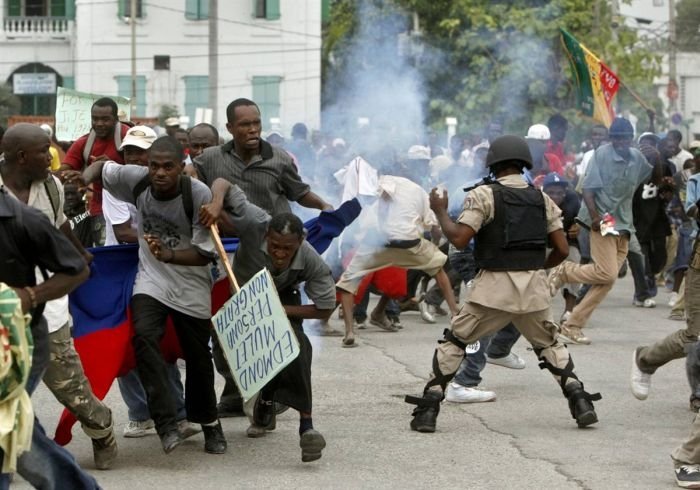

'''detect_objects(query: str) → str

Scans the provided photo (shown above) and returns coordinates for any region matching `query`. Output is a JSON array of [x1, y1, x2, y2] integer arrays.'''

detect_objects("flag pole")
[[618, 79, 655, 114], [210, 224, 240, 293]]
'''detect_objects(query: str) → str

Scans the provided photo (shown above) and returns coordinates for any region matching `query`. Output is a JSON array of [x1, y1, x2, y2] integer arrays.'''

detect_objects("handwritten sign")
[[54, 87, 131, 142], [211, 269, 300, 401]]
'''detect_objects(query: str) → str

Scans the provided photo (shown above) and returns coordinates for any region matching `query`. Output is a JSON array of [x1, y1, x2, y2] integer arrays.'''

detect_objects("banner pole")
[[210, 224, 240, 293]]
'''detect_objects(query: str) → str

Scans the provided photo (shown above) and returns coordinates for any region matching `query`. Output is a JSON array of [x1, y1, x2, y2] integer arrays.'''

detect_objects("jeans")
[[118, 365, 186, 422], [453, 324, 521, 387], [131, 294, 217, 436], [0, 317, 100, 490]]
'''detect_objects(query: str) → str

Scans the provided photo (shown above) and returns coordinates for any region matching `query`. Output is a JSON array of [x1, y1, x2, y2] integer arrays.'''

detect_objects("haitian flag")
[[55, 199, 361, 445], [560, 28, 620, 127]]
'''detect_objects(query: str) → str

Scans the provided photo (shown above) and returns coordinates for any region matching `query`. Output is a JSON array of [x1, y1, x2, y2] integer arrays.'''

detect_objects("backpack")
[[132, 174, 194, 224], [43, 176, 61, 225]]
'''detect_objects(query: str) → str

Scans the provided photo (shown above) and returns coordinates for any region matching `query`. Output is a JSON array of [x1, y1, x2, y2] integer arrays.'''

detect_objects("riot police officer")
[[405, 135, 601, 432]]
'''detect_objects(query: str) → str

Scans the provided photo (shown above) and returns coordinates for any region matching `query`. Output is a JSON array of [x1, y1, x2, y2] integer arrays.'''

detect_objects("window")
[[252, 76, 281, 129], [117, 0, 144, 19], [7, 0, 74, 17], [254, 0, 280, 20], [185, 0, 208, 20], [154, 55, 170, 71], [116, 75, 146, 117], [183, 76, 209, 126]]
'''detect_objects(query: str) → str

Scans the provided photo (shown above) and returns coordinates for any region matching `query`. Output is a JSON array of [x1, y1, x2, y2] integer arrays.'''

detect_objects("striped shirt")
[[194, 139, 310, 216]]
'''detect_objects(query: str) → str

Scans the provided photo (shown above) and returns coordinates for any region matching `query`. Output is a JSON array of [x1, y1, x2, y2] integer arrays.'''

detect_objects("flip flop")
[[342, 337, 357, 348]]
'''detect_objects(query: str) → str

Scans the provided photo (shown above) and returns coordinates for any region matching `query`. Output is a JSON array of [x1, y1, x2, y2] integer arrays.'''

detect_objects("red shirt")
[[63, 125, 129, 216]]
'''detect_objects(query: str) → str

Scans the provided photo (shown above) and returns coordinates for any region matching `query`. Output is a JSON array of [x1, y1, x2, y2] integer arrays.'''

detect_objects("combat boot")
[[83, 413, 118, 470], [406, 390, 443, 433], [565, 381, 600, 428]]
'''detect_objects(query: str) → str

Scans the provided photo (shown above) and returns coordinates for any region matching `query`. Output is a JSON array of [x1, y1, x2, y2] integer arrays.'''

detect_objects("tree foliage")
[[676, 0, 700, 52], [323, 0, 662, 140]]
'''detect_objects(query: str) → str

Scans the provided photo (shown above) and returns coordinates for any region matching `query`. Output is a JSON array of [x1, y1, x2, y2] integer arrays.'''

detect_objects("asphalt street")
[[16, 274, 693, 489]]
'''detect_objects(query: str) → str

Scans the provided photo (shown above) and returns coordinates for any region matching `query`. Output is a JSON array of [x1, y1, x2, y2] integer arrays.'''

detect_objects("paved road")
[[16, 275, 693, 489]]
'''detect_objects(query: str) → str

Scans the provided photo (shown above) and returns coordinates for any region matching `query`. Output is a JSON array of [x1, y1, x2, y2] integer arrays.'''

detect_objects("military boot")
[[83, 415, 118, 470], [406, 390, 443, 433], [564, 381, 600, 428]]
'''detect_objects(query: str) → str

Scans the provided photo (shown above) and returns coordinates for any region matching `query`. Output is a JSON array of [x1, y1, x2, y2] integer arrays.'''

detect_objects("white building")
[[1, 0, 322, 134], [621, 0, 700, 140]]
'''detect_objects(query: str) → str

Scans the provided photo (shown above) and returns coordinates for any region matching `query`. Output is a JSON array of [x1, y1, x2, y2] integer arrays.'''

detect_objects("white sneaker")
[[669, 292, 680, 308], [560, 311, 571, 324], [633, 298, 656, 308], [630, 348, 651, 400], [418, 301, 436, 324], [444, 382, 496, 403], [486, 352, 526, 370], [123, 419, 156, 438]]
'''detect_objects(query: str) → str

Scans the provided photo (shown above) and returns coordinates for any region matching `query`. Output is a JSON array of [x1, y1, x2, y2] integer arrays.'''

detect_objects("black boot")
[[406, 390, 443, 433], [253, 396, 276, 430], [565, 381, 600, 428], [202, 420, 227, 454]]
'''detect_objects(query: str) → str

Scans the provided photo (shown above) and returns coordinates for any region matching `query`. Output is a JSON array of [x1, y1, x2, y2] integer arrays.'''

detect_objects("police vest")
[[473, 183, 547, 271]]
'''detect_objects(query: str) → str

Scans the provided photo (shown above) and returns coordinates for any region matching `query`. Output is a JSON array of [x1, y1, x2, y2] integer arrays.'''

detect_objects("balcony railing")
[[3, 16, 72, 38]]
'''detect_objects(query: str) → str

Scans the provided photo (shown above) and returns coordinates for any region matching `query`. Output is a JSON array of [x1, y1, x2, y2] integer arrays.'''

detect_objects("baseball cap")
[[526, 124, 551, 141], [689, 140, 700, 155], [542, 172, 568, 188], [164, 117, 180, 127], [407, 145, 431, 161], [609, 117, 634, 138], [638, 131, 660, 146], [120, 125, 157, 150]]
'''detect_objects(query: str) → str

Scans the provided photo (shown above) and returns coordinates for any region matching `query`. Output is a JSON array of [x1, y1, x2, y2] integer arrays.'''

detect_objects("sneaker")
[[669, 292, 680, 308], [675, 464, 700, 489], [253, 397, 276, 430], [202, 420, 227, 454], [160, 429, 184, 454], [633, 297, 656, 308], [558, 324, 591, 345], [92, 429, 118, 470], [246, 424, 267, 438], [177, 419, 202, 440], [398, 298, 420, 312], [630, 348, 651, 400], [355, 319, 367, 330], [388, 316, 403, 329], [430, 304, 448, 317], [418, 301, 436, 324], [300, 429, 326, 462], [486, 352, 526, 370], [123, 419, 156, 438], [445, 382, 496, 403], [370, 313, 398, 332]]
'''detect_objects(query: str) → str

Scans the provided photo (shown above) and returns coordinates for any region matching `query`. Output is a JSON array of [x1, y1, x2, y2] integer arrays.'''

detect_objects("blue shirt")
[[577, 143, 652, 233]]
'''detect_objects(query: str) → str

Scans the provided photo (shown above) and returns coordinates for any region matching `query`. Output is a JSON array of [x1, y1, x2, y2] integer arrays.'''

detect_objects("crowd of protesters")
[[3, 99, 700, 489]]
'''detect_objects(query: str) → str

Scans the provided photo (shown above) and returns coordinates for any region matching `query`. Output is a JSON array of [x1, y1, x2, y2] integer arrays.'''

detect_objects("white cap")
[[407, 145, 431, 161], [164, 117, 180, 127], [120, 125, 158, 150], [332, 138, 346, 148], [39, 123, 53, 138], [526, 124, 551, 141]]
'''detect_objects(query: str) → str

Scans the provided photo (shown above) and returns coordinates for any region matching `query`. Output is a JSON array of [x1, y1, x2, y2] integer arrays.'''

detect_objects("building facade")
[[1, 0, 322, 135]]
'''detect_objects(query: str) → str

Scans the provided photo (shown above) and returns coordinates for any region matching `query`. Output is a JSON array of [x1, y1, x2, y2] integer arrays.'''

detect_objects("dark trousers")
[[131, 294, 217, 435]]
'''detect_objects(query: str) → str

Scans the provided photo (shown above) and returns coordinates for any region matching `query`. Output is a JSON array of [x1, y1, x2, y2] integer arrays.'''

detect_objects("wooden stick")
[[210, 224, 240, 293]]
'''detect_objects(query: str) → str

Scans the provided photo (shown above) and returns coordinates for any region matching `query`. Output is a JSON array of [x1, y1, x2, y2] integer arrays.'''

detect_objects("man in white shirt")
[[668, 129, 695, 173], [336, 174, 459, 347], [0, 123, 117, 470]]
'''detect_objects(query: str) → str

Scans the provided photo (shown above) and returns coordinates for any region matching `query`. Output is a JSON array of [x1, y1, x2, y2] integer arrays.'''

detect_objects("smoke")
[[322, 0, 432, 167]]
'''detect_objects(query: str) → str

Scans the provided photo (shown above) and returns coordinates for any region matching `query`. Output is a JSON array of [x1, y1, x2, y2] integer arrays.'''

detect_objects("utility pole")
[[130, 0, 137, 116], [208, 0, 218, 127], [668, 0, 678, 115]]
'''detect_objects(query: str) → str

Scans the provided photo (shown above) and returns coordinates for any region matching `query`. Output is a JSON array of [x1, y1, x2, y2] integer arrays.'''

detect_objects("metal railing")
[[3, 16, 72, 37]]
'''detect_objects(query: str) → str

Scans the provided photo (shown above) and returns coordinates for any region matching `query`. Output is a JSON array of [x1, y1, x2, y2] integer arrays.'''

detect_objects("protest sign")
[[54, 87, 131, 141], [211, 268, 300, 401]]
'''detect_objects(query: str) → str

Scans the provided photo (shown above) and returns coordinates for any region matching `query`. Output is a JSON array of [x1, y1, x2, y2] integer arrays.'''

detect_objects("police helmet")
[[485, 135, 534, 170]]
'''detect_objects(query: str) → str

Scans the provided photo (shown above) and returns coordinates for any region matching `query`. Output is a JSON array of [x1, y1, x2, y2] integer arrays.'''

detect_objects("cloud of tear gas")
[[322, 0, 431, 170]]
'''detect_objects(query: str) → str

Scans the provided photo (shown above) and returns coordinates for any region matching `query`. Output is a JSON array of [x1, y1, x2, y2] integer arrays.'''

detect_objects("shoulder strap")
[[82, 130, 97, 167], [43, 176, 60, 223], [179, 175, 194, 224], [132, 174, 152, 205]]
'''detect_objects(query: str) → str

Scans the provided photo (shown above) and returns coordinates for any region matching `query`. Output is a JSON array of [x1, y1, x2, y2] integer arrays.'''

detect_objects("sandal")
[[342, 337, 357, 348]]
